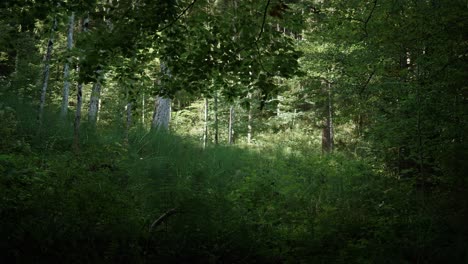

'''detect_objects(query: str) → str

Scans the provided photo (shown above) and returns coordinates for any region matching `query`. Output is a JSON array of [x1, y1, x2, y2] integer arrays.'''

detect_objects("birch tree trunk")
[[228, 105, 234, 145], [142, 92, 145, 125], [61, 12, 75, 118], [214, 90, 219, 144], [126, 102, 132, 140], [203, 97, 209, 148], [88, 81, 101, 124], [38, 17, 57, 122], [247, 93, 252, 144]]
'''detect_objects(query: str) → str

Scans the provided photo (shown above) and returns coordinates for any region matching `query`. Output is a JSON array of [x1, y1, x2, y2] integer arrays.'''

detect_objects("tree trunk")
[[151, 61, 171, 131], [247, 93, 252, 144], [88, 81, 101, 124], [203, 97, 209, 148], [214, 90, 219, 144], [277, 94, 281, 117], [322, 83, 334, 153], [72, 15, 89, 151], [126, 102, 132, 140], [228, 105, 234, 144], [142, 92, 145, 125], [61, 12, 75, 118], [38, 17, 57, 122], [152, 96, 171, 130], [73, 82, 83, 151]]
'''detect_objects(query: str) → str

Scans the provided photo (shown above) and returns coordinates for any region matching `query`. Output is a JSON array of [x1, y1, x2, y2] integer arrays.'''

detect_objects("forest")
[[0, 0, 467, 263]]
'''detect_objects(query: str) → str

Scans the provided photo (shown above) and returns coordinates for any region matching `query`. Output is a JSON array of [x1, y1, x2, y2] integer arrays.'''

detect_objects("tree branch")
[[363, 0, 378, 36], [157, 0, 198, 32], [149, 208, 177, 232], [256, 0, 271, 42], [359, 69, 376, 96]]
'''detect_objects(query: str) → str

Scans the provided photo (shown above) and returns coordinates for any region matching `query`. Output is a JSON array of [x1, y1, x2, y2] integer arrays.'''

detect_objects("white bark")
[[142, 92, 145, 125], [328, 83, 334, 151], [38, 17, 57, 122], [88, 81, 101, 124], [152, 96, 171, 130], [151, 61, 172, 131], [203, 97, 209, 148], [214, 91, 219, 144], [61, 12, 75, 118], [247, 93, 252, 144], [228, 105, 234, 144], [126, 102, 132, 130]]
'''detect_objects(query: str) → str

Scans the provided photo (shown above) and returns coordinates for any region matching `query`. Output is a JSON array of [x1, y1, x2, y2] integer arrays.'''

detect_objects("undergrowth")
[[0, 98, 466, 263]]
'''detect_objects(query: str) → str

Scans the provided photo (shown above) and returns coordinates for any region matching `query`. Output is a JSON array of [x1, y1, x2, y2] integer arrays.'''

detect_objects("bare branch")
[[363, 0, 378, 36], [359, 69, 376, 96], [157, 0, 198, 32], [256, 0, 271, 42], [149, 208, 177, 232]]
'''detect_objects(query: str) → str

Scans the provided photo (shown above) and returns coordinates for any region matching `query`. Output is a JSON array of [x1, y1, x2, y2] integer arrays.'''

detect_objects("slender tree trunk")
[[88, 81, 101, 124], [38, 17, 57, 122], [73, 82, 83, 151], [73, 17, 88, 151], [142, 92, 145, 125], [328, 83, 334, 151], [203, 97, 209, 148], [228, 105, 234, 144], [97, 90, 102, 123], [61, 12, 75, 118], [126, 102, 132, 137], [14, 50, 19, 77], [214, 90, 219, 144], [247, 93, 252, 144], [322, 83, 334, 153], [277, 95, 281, 117]]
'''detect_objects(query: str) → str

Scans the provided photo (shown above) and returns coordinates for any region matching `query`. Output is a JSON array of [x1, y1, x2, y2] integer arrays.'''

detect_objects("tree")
[[152, 62, 172, 131], [61, 12, 75, 118], [38, 16, 57, 123]]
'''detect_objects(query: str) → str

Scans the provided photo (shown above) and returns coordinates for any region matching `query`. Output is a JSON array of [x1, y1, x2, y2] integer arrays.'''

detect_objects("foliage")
[[0, 97, 466, 262], [0, 0, 467, 262]]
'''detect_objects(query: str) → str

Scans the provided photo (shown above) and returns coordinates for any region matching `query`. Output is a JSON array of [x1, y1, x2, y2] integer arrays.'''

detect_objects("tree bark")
[[126, 102, 132, 140], [214, 90, 219, 144], [151, 61, 172, 131], [38, 17, 57, 122], [247, 93, 252, 144], [88, 81, 101, 124], [203, 97, 209, 148], [228, 105, 234, 144], [152, 96, 171, 130], [61, 12, 75, 118], [72, 15, 89, 151], [142, 92, 146, 125]]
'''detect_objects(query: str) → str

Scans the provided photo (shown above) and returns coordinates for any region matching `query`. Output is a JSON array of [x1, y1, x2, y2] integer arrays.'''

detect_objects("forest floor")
[[1, 99, 467, 263]]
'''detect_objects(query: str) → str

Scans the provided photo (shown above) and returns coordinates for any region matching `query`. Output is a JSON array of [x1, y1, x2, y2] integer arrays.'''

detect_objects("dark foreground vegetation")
[[0, 98, 467, 263]]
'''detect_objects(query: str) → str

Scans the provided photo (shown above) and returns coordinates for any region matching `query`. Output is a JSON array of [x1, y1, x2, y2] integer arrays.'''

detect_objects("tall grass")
[[1, 95, 464, 263]]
